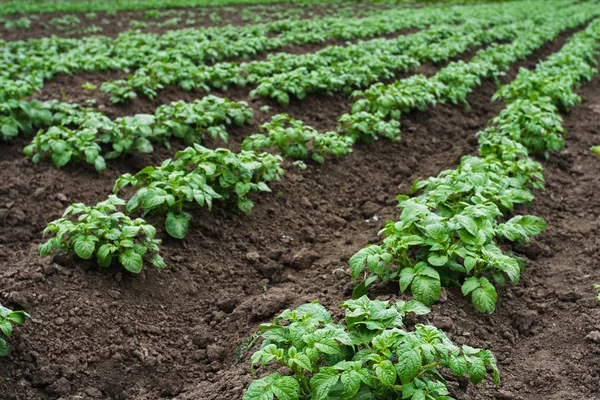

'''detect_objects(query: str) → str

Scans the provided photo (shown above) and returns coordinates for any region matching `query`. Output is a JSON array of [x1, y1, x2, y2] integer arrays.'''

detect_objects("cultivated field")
[[0, 0, 599, 399]]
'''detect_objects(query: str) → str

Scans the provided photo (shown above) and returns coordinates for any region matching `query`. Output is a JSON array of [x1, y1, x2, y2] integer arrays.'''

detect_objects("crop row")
[[22, 96, 253, 172], [339, 3, 597, 142], [5, 2, 579, 172], [24, 2, 596, 264], [100, 1, 542, 104], [0, 0, 347, 16], [0, 3, 449, 96], [242, 16, 600, 400]]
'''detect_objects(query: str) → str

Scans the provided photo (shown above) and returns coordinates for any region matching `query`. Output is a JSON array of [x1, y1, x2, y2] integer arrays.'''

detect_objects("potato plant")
[[0, 304, 30, 356], [245, 296, 498, 400], [39, 195, 165, 273], [242, 114, 354, 164], [24, 126, 107, 173], [114, 145, 284, 239]]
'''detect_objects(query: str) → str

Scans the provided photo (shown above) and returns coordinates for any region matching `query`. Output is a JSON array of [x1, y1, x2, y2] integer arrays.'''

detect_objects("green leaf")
[[119, 250, 143, 273], [455, 215, 478, 235], [427, 253, 448, 267], [376, 360, 396, 386], [449, 355, 467, 377], [52, 149, 73, 167], [471, 278, 497, 314], [314, 337, 340, 355], [351, 281, 369, 300], [467, 356, 487, 385], [349, 251, 368, 281], [340, 370, 361, 399], [399, 300, 430, 316], [94, 156, 106, 173], [461, 277, 480, 296], [311, 368, 339, 400], [74, 236, 96, 259], [399, 267, 416, 292], [516, 215, 547, 236], [411, 275, 441, 306], [396, 349, 421, 384], [165, 212, 190, 239], [244, 374, 276, 400], [272, 375, 300, 400], [0, 320, 12, 338], [0, 337, 9, 356], [150, 253, 166, 269]]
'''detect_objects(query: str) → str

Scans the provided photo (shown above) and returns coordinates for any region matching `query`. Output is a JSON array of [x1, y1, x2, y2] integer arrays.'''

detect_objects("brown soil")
[[0, 2, 395, 41], [0, 21, 598, 400]]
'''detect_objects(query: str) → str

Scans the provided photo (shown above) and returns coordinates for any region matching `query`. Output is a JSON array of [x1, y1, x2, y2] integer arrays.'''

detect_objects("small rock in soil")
[[85, 387, 103, 398], [206, 344, 226, 362], [433, 316, 454, 331], [48, 377, 71, 396], [290, 248, 320, 270], [245, 252, 260, 263], [584, 331, 600, 343]]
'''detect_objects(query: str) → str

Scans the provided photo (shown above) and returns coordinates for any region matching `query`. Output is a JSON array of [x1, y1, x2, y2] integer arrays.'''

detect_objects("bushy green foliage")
[[114, 145, 284, 238], [39, 195, 165, 272], [242, 114, 353, 164], [245, 297, 498, 400]]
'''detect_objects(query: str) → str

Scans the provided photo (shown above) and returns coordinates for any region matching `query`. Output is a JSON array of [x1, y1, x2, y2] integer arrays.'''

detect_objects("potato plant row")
[[3, 2, 565, 173], [100, 1, 532, 103], [34, 2, 597, 272], [0, 4, 457, 140], [0, 4, 446, 102], [0, 0, 344, 16], [21, 96, 253, 172], [340, 3, 598, 142], [241, 16, 600, 400], [350, 18, 600, 313]]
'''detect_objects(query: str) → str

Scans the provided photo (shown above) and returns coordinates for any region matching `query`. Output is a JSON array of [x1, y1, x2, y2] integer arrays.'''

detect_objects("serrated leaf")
[[467, 356, 487, 385], [396, 349, 421, 384], [376, 360, 396, 386]]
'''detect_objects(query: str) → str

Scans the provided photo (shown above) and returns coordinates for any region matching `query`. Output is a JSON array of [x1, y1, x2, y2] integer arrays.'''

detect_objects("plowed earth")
[[0, 18, 598, 400]]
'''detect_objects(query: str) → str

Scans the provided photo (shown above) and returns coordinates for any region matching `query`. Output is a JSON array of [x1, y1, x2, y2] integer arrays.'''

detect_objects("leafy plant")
[[591, 146, 600, 156], [39, 195, 165, 273], [114, 145, 283, 238], [242, 114, 354, 164], [24, 126, 106, 172], [0, 304, 30, 356], [595, 284, 600, 302], [245, 296, 499, 400]]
